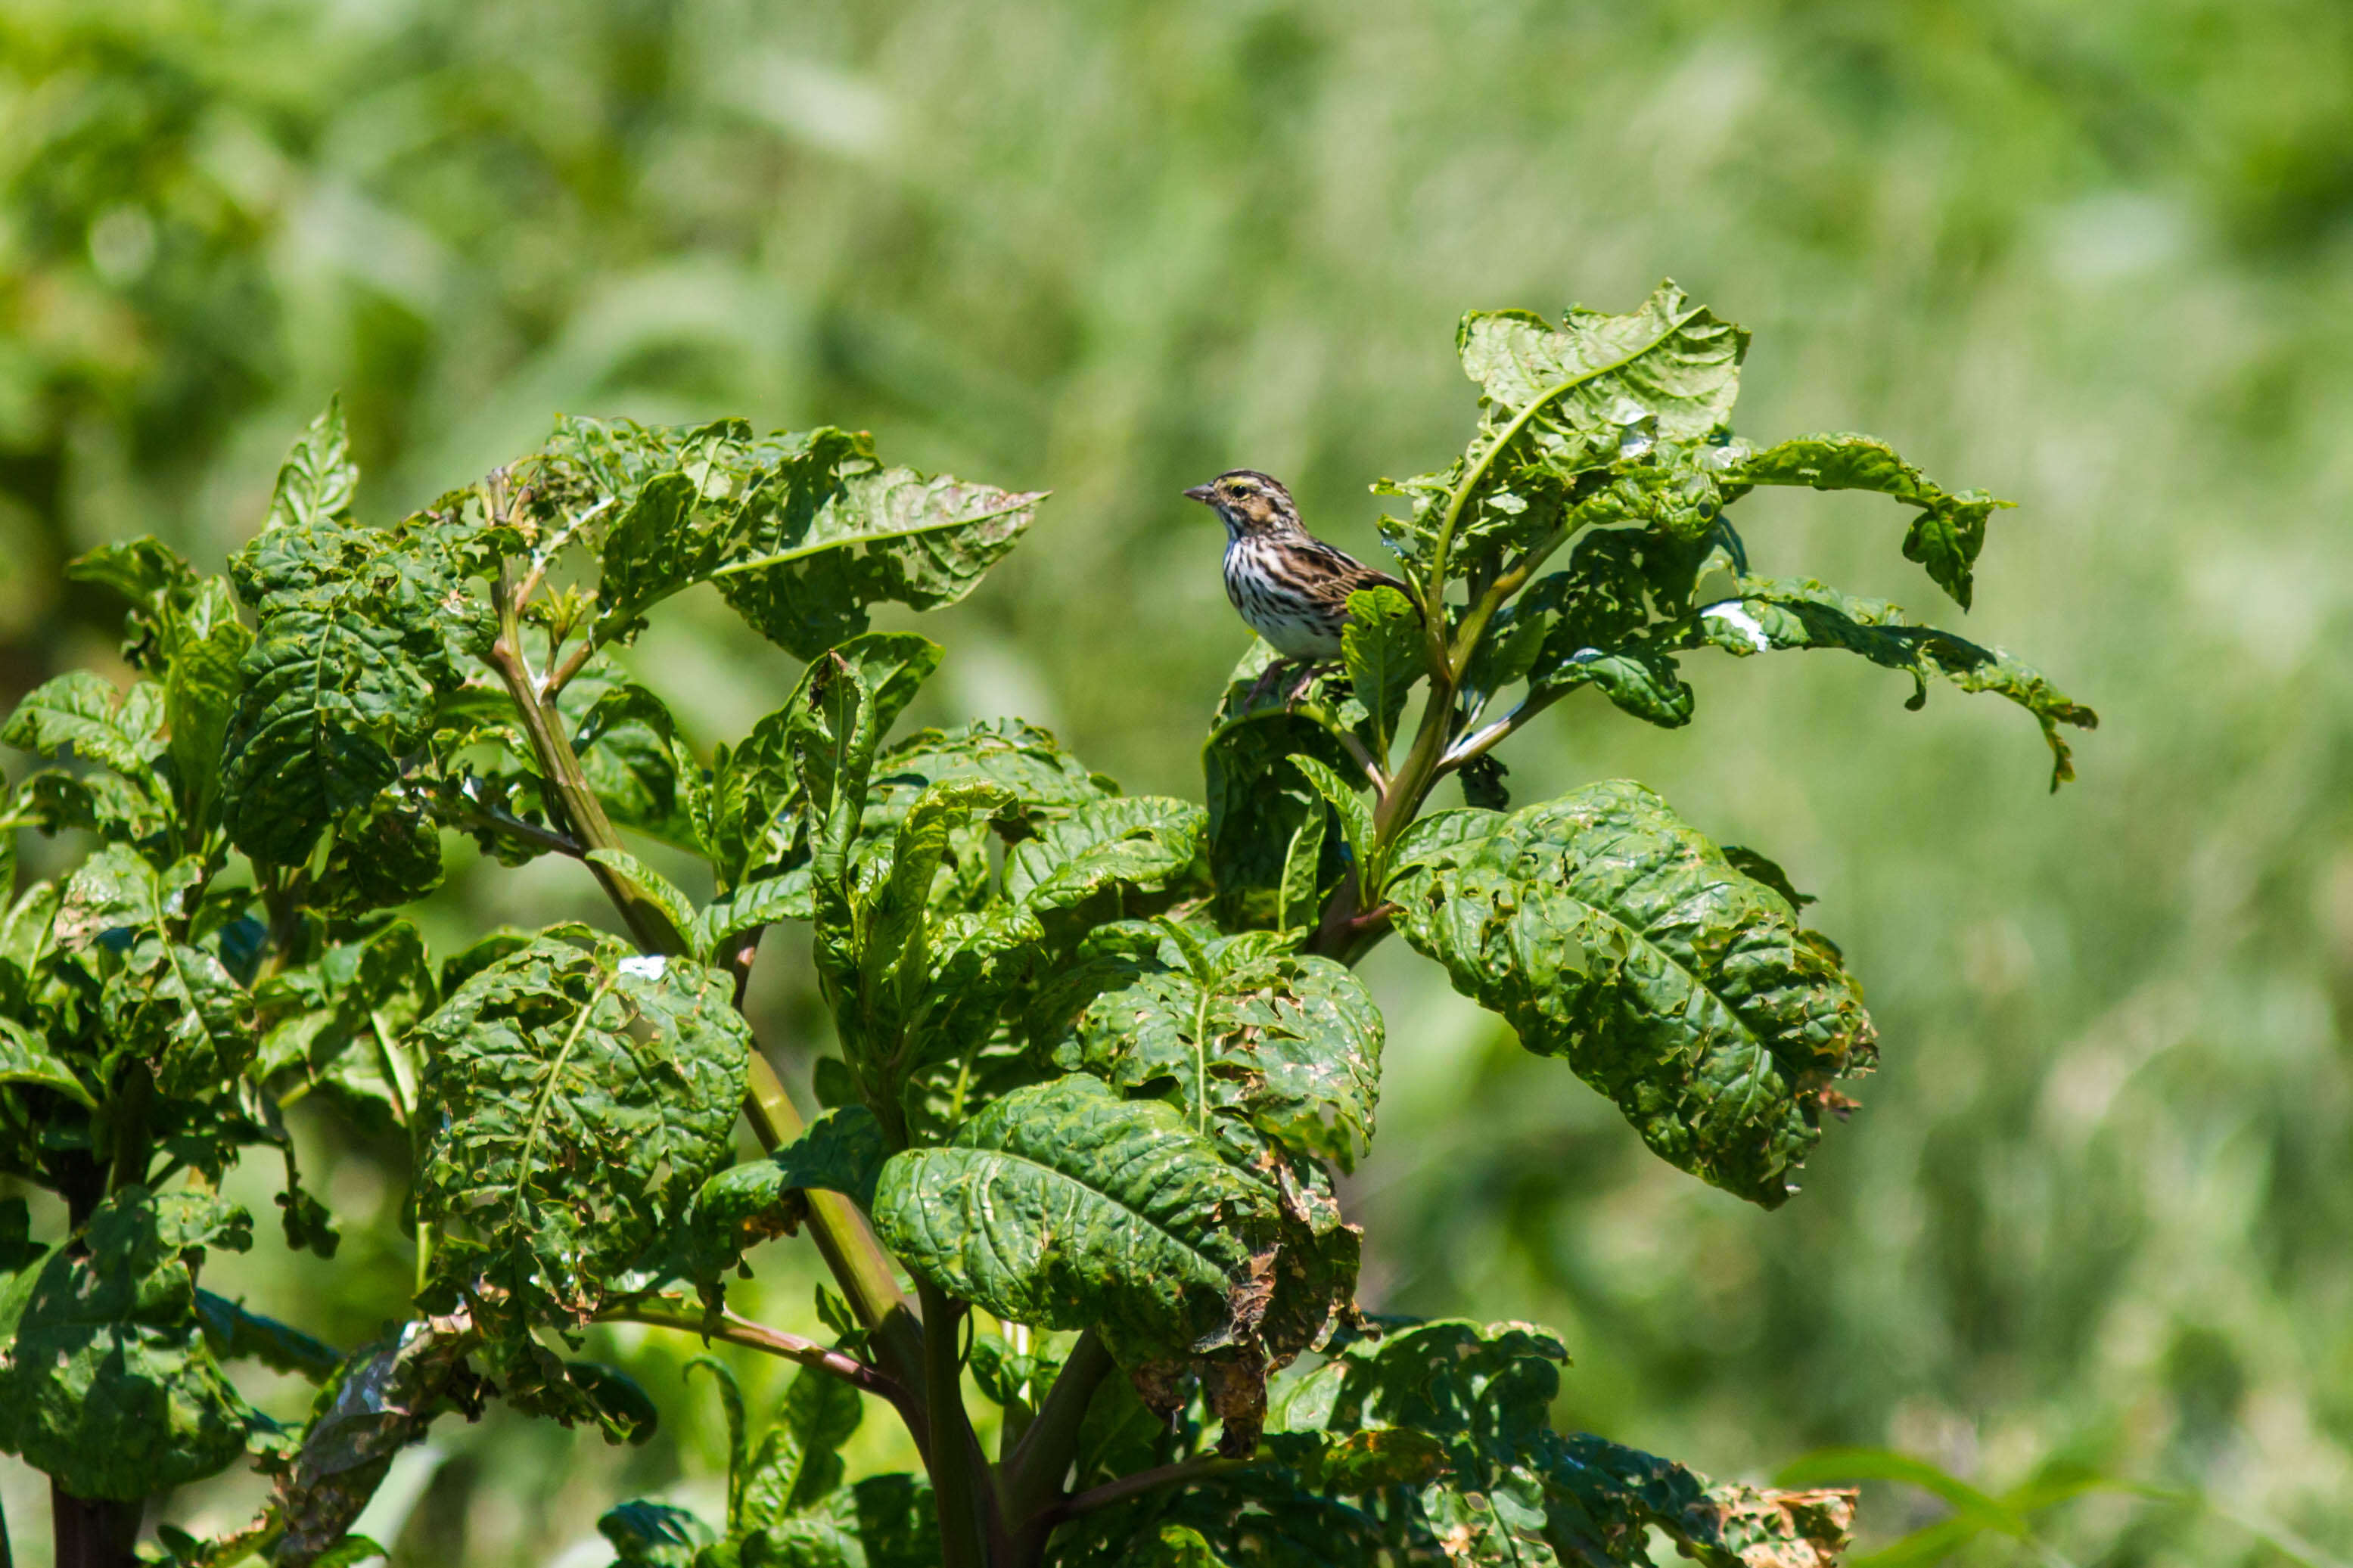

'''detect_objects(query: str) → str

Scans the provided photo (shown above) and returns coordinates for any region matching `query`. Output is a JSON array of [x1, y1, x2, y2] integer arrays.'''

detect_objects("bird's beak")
[[1182, 484, 1215, 505]]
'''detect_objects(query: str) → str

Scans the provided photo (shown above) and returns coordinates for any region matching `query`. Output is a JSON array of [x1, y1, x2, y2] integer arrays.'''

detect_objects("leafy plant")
[[0, 284, 2093, 1566]]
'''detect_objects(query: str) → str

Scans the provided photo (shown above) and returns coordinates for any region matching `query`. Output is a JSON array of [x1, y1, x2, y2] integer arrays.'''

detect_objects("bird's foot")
[[1243, 660, 1292, 707], [1285, 663, 1327, 703]]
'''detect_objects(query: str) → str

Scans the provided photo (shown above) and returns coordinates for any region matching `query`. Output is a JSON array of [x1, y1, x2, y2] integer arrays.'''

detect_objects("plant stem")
[[483, 532, 925, 1401], [917, 1282, 999, 1568], [598, 1299, 915, 1423], [48, 1485, 137, 1568], [1037, 1454, 1253, 1528], [999, 1330, 1113, 1531]]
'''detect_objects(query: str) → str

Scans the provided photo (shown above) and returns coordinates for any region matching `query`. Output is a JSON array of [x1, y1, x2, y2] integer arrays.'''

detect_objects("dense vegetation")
[[5, 2, 2350, 1564], [0, 281, 2094, 1566]]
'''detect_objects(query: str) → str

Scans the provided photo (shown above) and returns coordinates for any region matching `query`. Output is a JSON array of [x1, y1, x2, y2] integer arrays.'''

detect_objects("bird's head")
[[1183, 470, 1300, 539]]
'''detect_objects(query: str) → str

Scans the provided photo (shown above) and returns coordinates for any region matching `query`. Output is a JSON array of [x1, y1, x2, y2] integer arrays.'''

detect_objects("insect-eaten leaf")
[[1033, 926, 1382, 1176], [1388, 781, 1875, 1207], [543, 415, 1042, 659], [413, 932, 751, 1334], [1671, 575, 2098, 789], [0, 1188, 269, 1501], [872, 1075, 1279, 1361]]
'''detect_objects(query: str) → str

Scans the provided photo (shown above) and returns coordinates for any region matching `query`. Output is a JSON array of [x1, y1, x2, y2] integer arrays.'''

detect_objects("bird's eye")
[[1224, 481, 1250, 498]]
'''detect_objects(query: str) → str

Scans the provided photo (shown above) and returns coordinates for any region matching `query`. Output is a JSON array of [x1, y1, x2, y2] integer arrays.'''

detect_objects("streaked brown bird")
[[1183, 469, 1413, 699]]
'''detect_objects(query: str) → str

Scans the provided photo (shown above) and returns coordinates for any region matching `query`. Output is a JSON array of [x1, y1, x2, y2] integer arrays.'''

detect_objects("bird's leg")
[[1245, 659, 1295, 707], [1285, 661, 1331, 703]]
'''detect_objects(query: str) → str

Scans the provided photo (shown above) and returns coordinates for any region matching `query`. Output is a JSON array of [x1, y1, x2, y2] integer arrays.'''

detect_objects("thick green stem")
[[484, 548, 925, 1398], [1000, 1330, 1114, 1537], [917, 1283, 998, 1568]]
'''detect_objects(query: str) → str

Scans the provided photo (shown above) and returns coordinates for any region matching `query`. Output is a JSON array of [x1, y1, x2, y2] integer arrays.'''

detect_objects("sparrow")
[[1183, 470, 1413, 700]]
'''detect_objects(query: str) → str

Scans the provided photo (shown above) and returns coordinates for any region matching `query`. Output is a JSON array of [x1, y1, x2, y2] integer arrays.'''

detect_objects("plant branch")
[[917, 1282, 999, 1568], [1000, 1330, 1114, 1528], [443, 787, 586, 859], [1035, 1454, 1254, 1529], [481, 508, 925, 1410], [598, 1299, 913, 1414]]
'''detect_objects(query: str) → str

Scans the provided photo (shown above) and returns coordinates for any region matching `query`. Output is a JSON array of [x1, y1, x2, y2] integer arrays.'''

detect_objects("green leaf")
[[2, 670, 166, 783], [1273, 1318, 1568, 1489], [1459, 284, 1747, 441], [1550, 1433, 1857, 1568], [1733, 433, 2010, 610], [598, 1498, 711, 1567], [730, 1473, 940, 1568], [1003, 796, 1207, 914], [0, 1016, 96, 1108], [573, 677, 704, 851], [307, 1537, 390, 1568], [549, 417, 1040, 658], [714, 464, 1045, 660], [739, 1362, 866, 1531], [1388, 781, 1875, 1206], [1339, 586, 1422, 763], [194, 1290, 341, 1381], [1288, 756, 1380, 898], [314, 793, 446, 915], [71, 544, 262, 833], [871, 1074, 1280, 1356], [253, 919, 436, 1132], [586, 850, 704, 955], [160, 579, 256, 833], [0, 1188, 266, 1501], [1721, 846, 1815, 913], [688, 1106, 889, 1274], [705, 635, 946, 890], [862, 779, 1014, 1002], [1274, 804, 1327, 935], [414, 933, 753, 1331], [266, 396, 360, 534], [699, 872, 815, 954], [869, 718, 1115, 835], [1038, 930, 1383, 1174], [685, 1356, 752, 1529], [1531, 643, 1695, 729], [223, 517, 463, 864], [1202, 652, 1360, 930], [1672, 575, 2098, 788], [1378, 284, 1748, 572], [567, 1360, 662, 1445], [1114, 1524, 1232, 1566]]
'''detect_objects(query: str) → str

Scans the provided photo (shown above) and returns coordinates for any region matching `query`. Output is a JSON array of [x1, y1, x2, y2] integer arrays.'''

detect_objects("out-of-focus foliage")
[[3, 1, 2349, 1564]]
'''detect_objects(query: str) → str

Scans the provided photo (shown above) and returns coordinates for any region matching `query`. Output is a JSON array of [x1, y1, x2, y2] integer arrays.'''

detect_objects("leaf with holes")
[[871, 1074, 1279, 1358], [412, 933, 751, 1332], [1388, 781, 1873, 1206]]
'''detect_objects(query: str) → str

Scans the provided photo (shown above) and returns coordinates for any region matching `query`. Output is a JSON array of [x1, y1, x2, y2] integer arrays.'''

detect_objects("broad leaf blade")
[[0, 1189, 266, 1501], [1388, 781, 1874, 1206], [1003, 796, 1207, 914], [716, 465, 1043, 659], [740, 1362, 866, 1530], [871, 1074, 1279, 1355], [414, 933, 752, 1330], [1457, 283, 1747, 442], [267, 396, 359, 533], [1037, 931, 1383, 1174]]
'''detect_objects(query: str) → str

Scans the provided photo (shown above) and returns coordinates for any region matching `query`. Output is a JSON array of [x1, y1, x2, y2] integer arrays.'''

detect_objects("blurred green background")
[[5, 0, 2351, 1562]]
